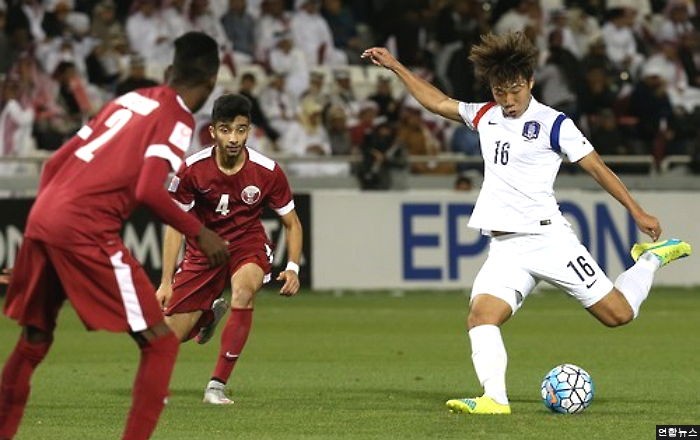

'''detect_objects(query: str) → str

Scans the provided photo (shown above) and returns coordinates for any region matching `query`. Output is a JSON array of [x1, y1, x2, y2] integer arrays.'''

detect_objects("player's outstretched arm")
[[361, 47, 461, 122], [276, 210, 303, 296], [577, 151, 661, 241]]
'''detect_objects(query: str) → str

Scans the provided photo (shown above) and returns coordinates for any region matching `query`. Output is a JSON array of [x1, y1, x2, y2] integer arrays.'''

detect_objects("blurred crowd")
[[1, 0, 700, 190]]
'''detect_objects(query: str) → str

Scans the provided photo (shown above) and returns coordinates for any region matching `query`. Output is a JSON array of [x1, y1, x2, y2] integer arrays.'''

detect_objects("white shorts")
[[471, 221, 614, 314]]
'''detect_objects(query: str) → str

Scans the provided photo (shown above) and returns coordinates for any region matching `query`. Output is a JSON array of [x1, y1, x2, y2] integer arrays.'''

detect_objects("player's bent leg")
[[123, 322, 179, 440], [466, 294, 513, 329], [164, 310, 204, 342], [203, 264, 264, 405], [0, 327, 53, 439], [446, 396, 511, 415], [586, 288, 634, 327], [606, 239, 692, 323], [230, 263, 264, 309]]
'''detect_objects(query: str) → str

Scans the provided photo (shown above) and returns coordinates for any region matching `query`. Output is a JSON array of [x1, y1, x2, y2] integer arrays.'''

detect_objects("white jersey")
[[458, 97, 593, 234]]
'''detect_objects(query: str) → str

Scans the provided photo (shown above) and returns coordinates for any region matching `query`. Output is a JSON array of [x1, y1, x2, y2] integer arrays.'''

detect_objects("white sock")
[[207, 379, 225, 390], [469, 324, 508, 405], [615, 253, 660, 318]]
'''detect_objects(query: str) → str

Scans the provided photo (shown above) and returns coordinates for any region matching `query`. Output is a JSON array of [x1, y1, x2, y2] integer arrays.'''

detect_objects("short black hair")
[[605, 7, 626, 22], [211, 93, 252, 123], [241, 72, 256, 82], [170, 32, 220, 87]]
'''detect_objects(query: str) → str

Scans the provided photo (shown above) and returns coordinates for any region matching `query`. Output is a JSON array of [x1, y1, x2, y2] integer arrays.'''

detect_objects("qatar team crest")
[[241, 185, 261, 205], [522, 121, 541, 140]]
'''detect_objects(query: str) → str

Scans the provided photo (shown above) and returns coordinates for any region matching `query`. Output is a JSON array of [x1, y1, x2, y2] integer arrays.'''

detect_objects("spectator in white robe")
[[161, 0, 191, 42], [0, 76, 36, 178], [278, 98, 349, 176], [259, 72, 297, 135], [494, 0, 539, 35], [289, 0, 346, 66], [601, 7, 644, 77], [642, 39, 700, 113], [188, 0, 230, 52], [16, 0, 47, 43], [268, 30, 309, 99], [254, 0, 291, 63], [658, 1, 696, 44], [126, 0, 174, 64], [327, 68, 358, 125]]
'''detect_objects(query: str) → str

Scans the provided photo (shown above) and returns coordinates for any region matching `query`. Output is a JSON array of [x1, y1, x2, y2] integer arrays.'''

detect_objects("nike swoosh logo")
[[224, 352, 239, 360], [586, 279, 598, 289], [488, 121, 497, 125]]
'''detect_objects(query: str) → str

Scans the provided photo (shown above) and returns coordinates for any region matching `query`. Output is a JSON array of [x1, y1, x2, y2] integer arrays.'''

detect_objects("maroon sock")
[[211, 308, 253, 384], [0, 337, 51, 439], [122, 331, 179, 440]]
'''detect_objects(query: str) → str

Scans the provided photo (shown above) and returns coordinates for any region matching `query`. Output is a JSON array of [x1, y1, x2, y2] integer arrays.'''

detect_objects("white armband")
[[285, 262, 299, 274]]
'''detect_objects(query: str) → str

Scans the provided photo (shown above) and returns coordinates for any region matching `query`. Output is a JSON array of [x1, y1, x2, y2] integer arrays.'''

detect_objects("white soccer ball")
[[541, 363, 594, 414]]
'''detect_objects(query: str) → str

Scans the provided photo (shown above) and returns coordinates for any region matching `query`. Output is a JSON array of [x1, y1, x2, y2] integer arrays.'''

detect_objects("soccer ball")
[[541, 363, 594, 414]]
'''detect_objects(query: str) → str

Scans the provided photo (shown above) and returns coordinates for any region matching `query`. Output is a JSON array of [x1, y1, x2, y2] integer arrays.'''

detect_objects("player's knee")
[[466, 310, 482, 329], [601, 308, 634, 327], [22, 326, 53, 344], [162, 315, 191, 342], [467, 295, 511, 329], [231, 287, 255, 308], [18, 329, 53, 366], [467, 308, 501, 329]]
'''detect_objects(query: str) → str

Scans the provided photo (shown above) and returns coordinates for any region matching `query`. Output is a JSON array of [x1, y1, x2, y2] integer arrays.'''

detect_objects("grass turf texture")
[[1, 287, 698, 439]]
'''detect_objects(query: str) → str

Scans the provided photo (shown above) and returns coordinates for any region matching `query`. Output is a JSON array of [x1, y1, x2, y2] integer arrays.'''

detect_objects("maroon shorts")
[[164, 242, 272, 316], [4, 238, 163, 333]]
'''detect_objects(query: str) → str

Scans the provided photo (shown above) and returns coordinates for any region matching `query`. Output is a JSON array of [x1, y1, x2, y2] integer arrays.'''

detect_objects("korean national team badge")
[[522, 121, 541, 140]]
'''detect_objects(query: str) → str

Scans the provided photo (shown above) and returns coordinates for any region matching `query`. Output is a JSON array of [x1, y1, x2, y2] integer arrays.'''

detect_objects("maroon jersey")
[[26, 86, 194, 246], [170, 146, 294, 265]]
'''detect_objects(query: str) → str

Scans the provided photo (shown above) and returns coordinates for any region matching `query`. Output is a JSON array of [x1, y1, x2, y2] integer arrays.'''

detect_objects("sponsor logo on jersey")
[[241, 185, 261, 205], [168, 121, 193, 152], [522, 121, 541, 140]]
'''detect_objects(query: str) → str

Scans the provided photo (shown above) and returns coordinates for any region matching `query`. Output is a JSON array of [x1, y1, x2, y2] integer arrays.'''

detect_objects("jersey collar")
[[175, 94, 191, 114]]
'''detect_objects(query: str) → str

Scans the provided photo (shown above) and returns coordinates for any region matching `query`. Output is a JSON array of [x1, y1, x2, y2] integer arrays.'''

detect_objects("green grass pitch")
[[1, 287, 698, 439]]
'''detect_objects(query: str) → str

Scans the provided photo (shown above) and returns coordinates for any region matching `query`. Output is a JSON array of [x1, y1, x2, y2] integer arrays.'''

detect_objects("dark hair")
[[605, 7, 626, 22], [211, 93, 252, 122], [241, 72, 256, 82], [52, 61, 76, 79], [169, 32, 220, 87], [469, 32, 538, 87]]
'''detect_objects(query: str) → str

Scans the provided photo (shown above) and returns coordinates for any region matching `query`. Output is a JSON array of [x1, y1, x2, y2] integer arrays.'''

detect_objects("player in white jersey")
[[362, 32, 692, 415]]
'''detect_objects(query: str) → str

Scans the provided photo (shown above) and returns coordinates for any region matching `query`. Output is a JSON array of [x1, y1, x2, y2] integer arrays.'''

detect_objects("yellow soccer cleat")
[[630, 239, 692, 267], [446, 396, 511, 415]]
